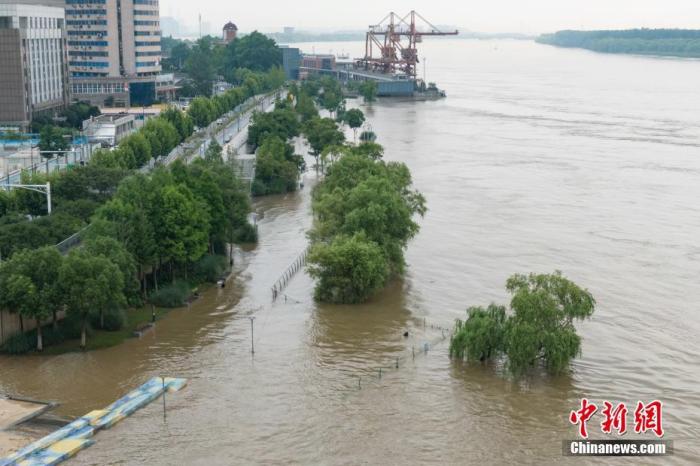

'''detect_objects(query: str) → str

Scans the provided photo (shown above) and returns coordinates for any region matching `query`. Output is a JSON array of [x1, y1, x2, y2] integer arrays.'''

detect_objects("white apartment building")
[[65, 0, 163, 107]]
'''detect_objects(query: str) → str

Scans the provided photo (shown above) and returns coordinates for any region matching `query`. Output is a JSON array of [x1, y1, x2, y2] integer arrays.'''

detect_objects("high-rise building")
[[65, 0, 163, 107], [0, 1, 69, 130]]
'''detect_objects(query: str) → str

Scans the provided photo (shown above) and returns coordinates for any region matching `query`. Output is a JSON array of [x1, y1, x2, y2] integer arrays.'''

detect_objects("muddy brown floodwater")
[[2, 39, 700, 465]]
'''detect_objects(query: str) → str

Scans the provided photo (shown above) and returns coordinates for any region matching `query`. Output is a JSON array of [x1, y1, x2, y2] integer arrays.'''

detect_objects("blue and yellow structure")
[[0, 377, 187, 466]]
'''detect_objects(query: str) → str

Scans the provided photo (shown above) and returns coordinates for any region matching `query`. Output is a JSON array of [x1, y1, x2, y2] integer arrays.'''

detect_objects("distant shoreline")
[[537, 29, 700, 59], [263, 32, 535, 44]]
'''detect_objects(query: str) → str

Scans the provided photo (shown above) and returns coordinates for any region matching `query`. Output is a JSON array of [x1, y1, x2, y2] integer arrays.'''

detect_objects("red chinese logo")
[[570, 399, 664, 438], [569, 398, 598, 438], [601, 401, 628, 435], [634, 400, 664, 437]]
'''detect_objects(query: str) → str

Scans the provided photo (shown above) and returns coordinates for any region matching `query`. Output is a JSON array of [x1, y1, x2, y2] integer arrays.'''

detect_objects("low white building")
[[82, 113, 136, 146]]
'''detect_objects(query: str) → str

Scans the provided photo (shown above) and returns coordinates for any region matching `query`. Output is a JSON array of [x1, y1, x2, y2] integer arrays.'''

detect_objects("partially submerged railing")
[[271, 246, 309, 300]]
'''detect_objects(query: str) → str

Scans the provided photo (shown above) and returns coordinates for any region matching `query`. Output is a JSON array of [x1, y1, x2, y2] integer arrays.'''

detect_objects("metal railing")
[[271, 246, 310, 300]]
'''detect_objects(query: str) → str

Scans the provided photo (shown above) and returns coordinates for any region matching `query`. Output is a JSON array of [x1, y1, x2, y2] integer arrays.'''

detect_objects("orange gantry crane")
[[357, 10, 459, 78]]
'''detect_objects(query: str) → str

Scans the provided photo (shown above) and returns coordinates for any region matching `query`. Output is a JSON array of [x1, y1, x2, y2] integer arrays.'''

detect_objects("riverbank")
[[537, 29, 700, 58]]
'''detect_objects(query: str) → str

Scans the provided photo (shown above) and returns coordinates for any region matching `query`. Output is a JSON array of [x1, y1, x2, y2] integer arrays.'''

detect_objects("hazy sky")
[[161, 0, 700, 35]]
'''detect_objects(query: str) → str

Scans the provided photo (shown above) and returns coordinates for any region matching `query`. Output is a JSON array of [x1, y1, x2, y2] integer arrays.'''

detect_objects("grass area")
[[40, 306, 171, 355]]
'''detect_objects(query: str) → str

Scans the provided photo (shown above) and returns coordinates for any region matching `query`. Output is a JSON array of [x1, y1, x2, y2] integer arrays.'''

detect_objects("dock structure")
[[0, 398, 55, 432], [0, 377, 187, 466], [298, 11, 457, 97]]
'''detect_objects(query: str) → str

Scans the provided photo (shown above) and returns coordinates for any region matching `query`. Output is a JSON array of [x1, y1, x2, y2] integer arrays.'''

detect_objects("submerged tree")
[[343, 108, 366, 142], [359, 81, 378, 103], [450, 272, 595, 376], [307, 233, 389, 304]]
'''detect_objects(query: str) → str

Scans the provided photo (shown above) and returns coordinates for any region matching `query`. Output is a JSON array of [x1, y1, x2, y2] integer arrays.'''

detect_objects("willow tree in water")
[[450, 272, 596, 375]]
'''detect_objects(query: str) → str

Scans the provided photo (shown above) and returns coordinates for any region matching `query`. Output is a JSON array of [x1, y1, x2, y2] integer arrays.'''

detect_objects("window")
[[67, 30, 107, 36], [66, 9, 107, 15], [69, 50, 109, 57], [67, 20, 108, 26], [69, 60, 109, 67]]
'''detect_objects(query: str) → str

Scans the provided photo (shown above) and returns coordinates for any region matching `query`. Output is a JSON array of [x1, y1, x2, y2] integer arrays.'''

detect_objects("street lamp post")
[[1, 182, 51, 214]]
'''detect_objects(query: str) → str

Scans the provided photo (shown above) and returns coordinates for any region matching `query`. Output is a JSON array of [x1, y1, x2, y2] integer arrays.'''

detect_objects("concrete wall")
[[0, 309, 66, 346], [377, 80, 415, 96]]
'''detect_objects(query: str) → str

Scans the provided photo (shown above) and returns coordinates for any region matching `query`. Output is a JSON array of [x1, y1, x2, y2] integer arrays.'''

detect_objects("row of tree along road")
[[0, 69, 284, 353]]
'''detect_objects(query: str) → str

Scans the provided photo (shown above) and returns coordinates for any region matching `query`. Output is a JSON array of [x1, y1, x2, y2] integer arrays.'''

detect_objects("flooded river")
[[2, 39, 700, 464]]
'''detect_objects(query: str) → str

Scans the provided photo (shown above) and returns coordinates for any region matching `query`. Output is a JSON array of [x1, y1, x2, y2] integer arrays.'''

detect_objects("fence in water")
[[339, 319, 453, 394], [271, 246, 310, 300]]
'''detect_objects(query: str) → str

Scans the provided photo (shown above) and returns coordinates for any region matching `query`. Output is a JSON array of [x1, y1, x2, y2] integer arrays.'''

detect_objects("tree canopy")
[[308, 149, 425, 303], [537, 29, 700, 58], [449, 272, 596, 376]]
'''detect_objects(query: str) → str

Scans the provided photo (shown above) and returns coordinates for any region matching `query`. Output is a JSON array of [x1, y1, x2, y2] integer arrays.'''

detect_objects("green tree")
[[343, 108, 365, 142], [39, 126, 69, 158], [307, 149, 425, 304], [63, 102, 100, 128], [302, 117, 345, 170], [171, 159, 227, 251], [141, 118, 180, 158], [308, 233, 389, 304], [0, 190, 10, 217], [94, 194, 157, 295], [204, 138, 223, 164], [169, 41, 191, 70], [119, 132, 151, 167], [188, 97, 216, 128], [449, 305, 506, 362], [0, 247, 62, 350], [59, 249, 125, 349], [185, 36, 216, 96], [449, 272, 596, 376], [351, 141, 383, 160], [222, 31, 281, 78], [83, 236, 139, 315], [359, 81, 378, 103], [161, 106, 194, 141], [251, 136, 299, 196], [151, 183, 210, 279], [247, 106, 300, 149], [0, 273, 36, 334], [295, 91, 319, 122]]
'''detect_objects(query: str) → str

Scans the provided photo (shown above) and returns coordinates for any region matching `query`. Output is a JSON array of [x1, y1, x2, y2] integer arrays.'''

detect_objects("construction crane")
[[357, 10, 458, 79]]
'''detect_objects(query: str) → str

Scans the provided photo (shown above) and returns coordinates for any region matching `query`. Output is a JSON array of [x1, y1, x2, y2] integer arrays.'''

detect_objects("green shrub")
[[149, 280, 191, 308], [192, 254, 227, 283], [61, 313, 93, 340], [42, 325, 66, 345], [233, 223, 258, 243], [2, 332, 32, 354], [89, 307, 126, 331]]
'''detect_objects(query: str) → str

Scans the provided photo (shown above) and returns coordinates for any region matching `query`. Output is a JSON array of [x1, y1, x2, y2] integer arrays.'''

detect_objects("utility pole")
[[2, 182, 52, 214], [249, 316, 255, 354]]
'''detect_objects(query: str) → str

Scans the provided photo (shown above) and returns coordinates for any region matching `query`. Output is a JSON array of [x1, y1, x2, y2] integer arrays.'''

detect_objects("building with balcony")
[[65, 0, 163, 107], [0, 1, 70, 130]]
